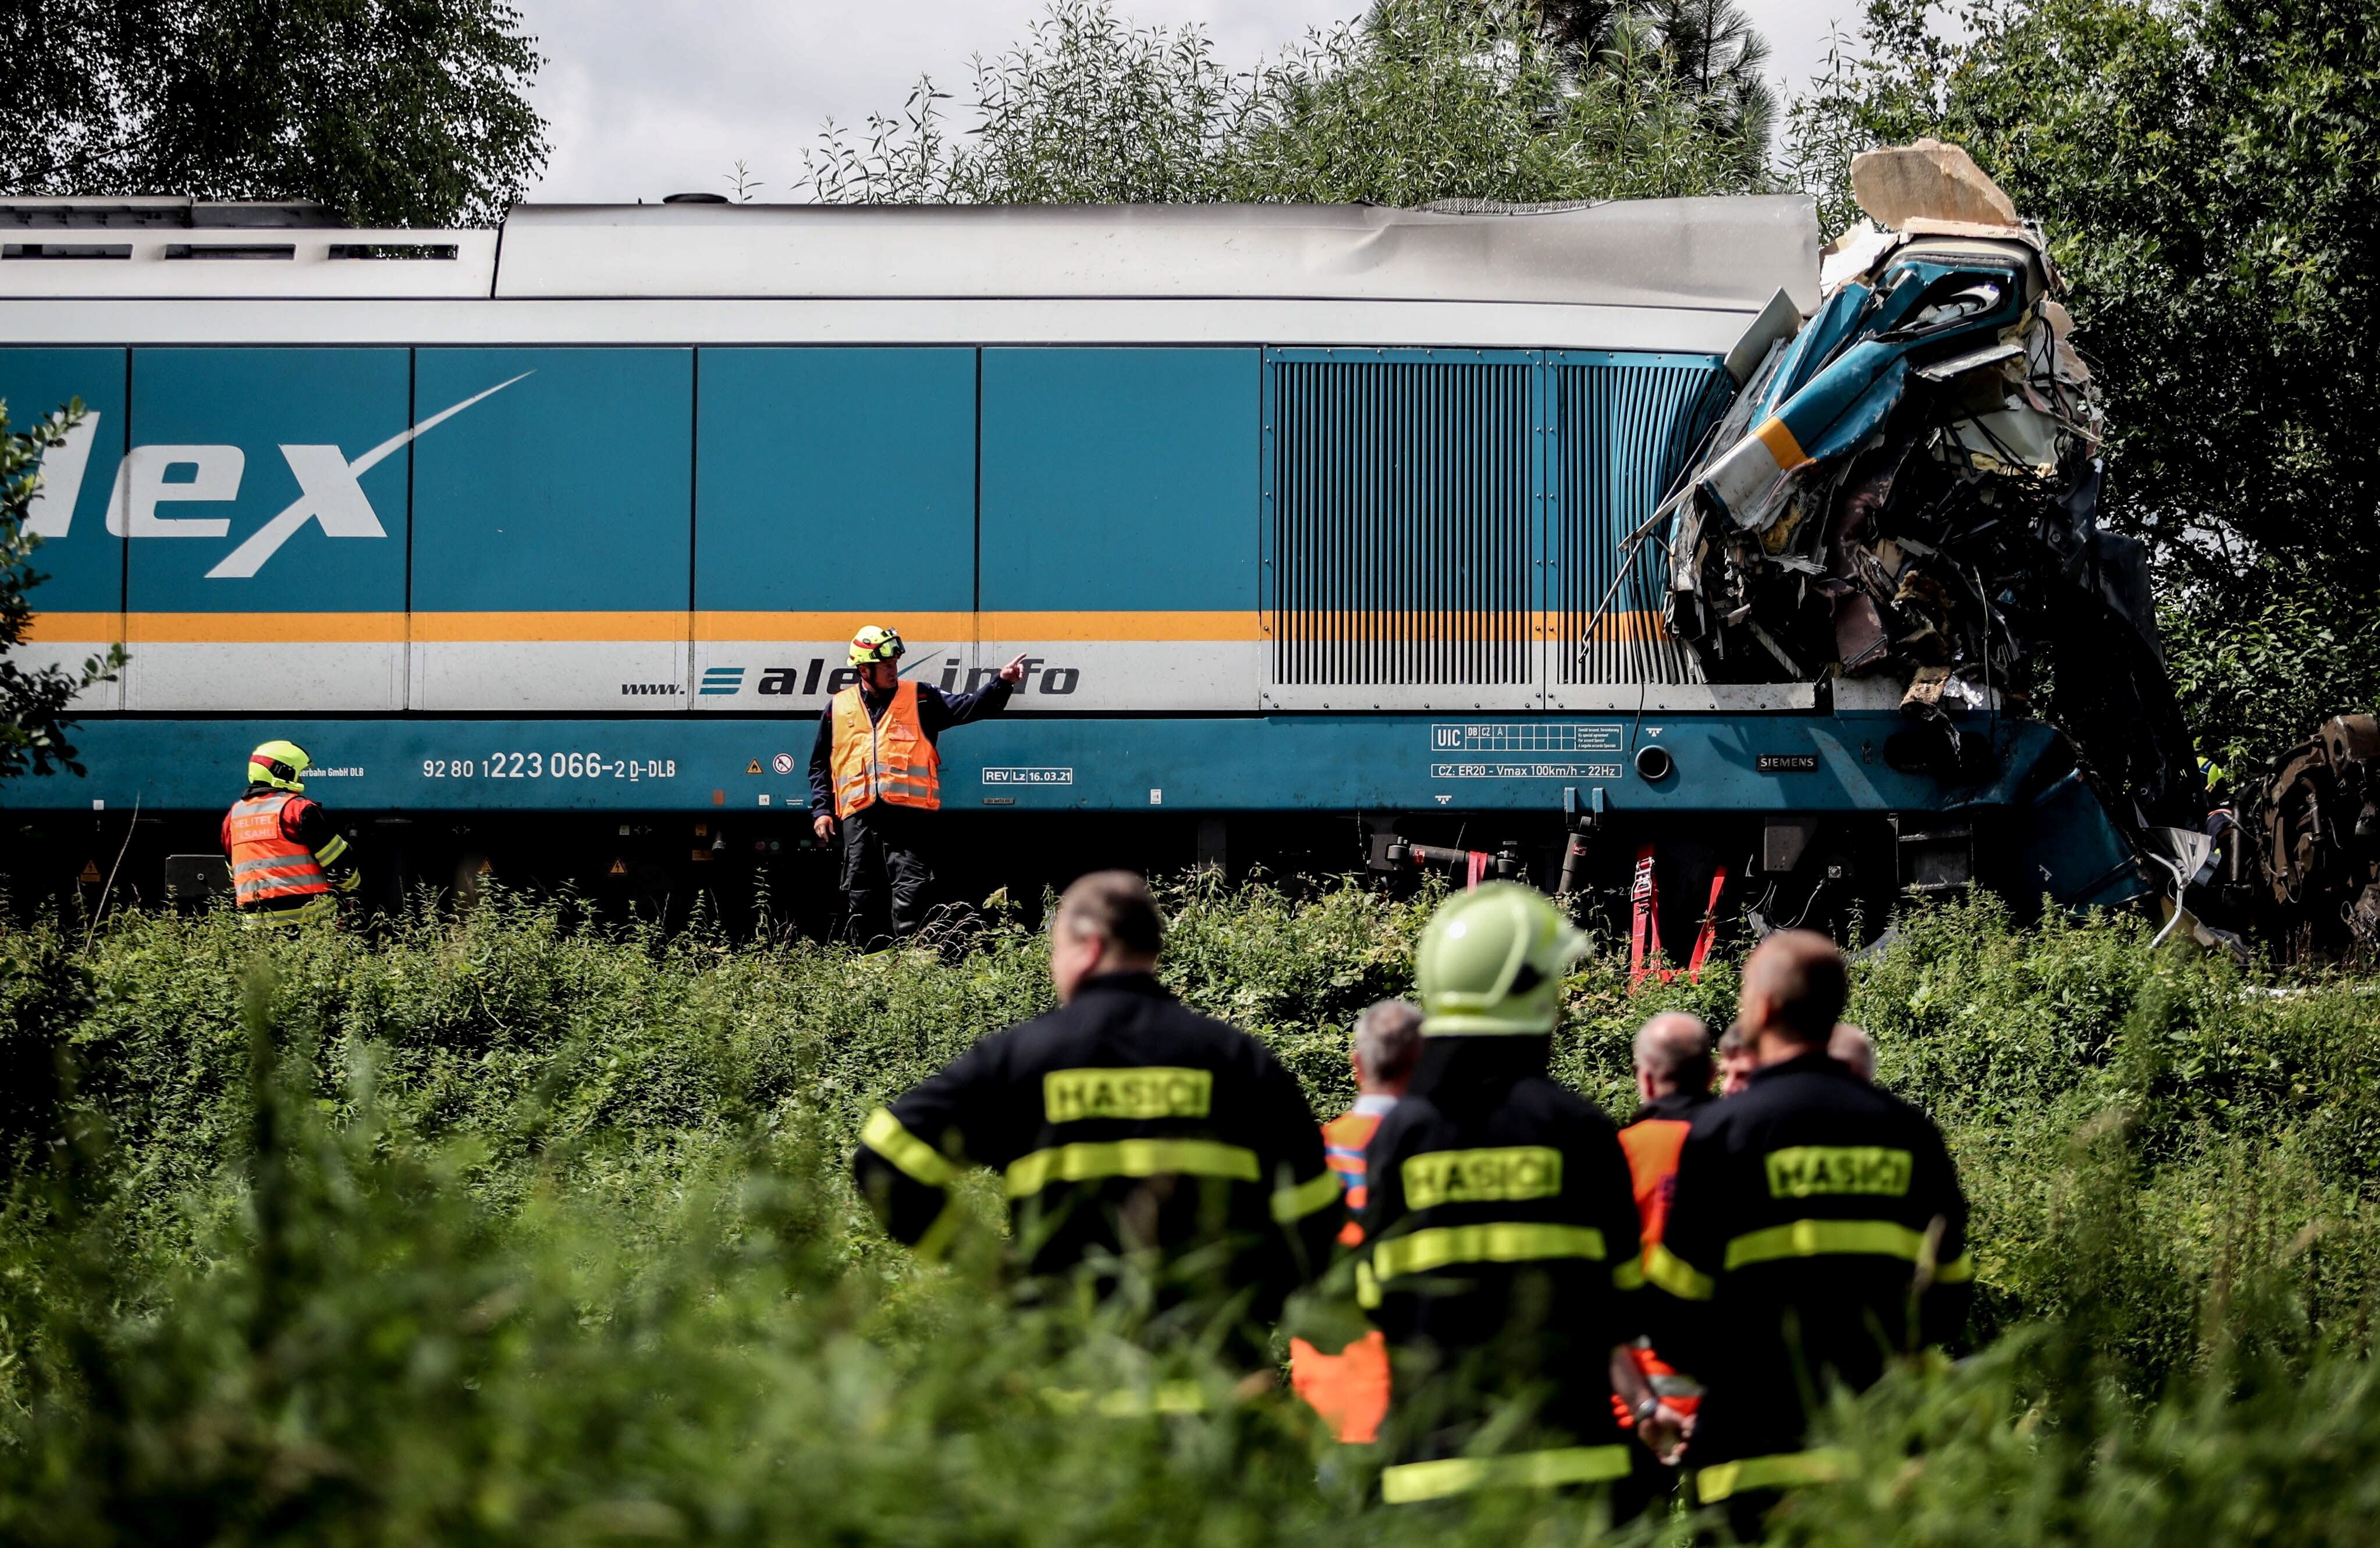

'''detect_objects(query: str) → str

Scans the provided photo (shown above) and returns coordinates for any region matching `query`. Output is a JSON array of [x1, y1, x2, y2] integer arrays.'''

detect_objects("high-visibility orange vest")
[[1321, 1106, 1384, 1248], [1615, 1113, 1703, 1428], [1291, 1102, 1395, 1443], [222, 792, 329, 909], [1290, 1330, 1391, 1445], [1619, 1116, 1693, 1257], [829, 681, 941, 818]]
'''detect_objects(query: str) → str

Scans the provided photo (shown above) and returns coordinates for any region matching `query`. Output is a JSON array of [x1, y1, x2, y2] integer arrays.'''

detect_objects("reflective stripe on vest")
[[828, 681, 941, 818], [239, 894, 335, 927], [223, 792, 329, 908], [1381, 1444, 1633, 1503], [1322, 1108, 1383, 1246], [1359, 1222, 1610, 1306], [1693, 1446, 1855, 1502], [1003, 1138, 1259, 1198]]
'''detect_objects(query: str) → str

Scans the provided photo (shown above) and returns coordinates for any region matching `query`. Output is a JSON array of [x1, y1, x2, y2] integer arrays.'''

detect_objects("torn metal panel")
[[1725, 287, 1805, 384], [1821, 221, 1899, 293], [1914, 340, 2024, 383]]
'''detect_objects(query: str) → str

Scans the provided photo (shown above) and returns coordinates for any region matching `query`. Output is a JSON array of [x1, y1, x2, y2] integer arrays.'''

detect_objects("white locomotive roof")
[[497, 198, 1817, 313], [0, 196, 1818, 316]]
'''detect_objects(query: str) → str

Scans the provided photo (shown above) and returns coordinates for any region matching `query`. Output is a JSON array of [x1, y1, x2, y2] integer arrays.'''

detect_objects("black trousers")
[[837, 804, 934, 945]]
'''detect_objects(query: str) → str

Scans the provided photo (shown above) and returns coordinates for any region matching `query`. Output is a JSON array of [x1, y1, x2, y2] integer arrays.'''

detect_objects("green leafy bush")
[[4, 885, 2379, 1545]]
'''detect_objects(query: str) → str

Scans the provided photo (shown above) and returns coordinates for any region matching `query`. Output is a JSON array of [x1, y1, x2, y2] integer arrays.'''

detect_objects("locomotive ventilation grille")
[[1269, 355, 1534, 686], [1552, 360, 1730, 686], [1266, 351, 1729, 692]]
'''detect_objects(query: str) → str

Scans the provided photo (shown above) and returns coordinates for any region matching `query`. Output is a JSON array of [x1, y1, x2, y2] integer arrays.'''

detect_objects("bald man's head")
[[1830, 1022, 1876, 1081], [1740, 930, 1847, 1047], [1633, 1011, 1712, 1096]]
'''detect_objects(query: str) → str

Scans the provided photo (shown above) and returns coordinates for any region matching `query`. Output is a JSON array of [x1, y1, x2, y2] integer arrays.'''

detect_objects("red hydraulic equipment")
[[1384, 838, 1521, 890], [1629, 843, 1728, 990]]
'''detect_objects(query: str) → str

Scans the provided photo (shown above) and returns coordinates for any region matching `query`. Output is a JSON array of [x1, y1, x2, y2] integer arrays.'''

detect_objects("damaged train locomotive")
[[1, 168, 2215, 932], [1664, 141, 2205, 854]]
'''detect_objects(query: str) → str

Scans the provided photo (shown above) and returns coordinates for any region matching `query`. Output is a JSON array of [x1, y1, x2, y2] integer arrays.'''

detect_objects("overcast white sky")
[[517, 0, 1852, 203]]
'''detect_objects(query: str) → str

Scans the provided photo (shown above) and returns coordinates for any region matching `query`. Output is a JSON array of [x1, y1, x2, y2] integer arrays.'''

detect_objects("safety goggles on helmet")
[[848, 625, 906, 667], [247, 739, 313, 793], [1415, 882, 1588, 1037]]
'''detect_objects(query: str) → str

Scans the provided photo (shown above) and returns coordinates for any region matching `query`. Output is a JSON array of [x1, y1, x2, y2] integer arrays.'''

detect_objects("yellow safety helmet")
[[247, 739, 312, 793], [1415, 882, 1587, 1037], [848, 624, 905, 667]]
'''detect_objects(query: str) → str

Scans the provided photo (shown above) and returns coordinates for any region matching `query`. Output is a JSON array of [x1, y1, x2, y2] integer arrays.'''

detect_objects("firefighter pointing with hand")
[[807, 625, 1026, 945]]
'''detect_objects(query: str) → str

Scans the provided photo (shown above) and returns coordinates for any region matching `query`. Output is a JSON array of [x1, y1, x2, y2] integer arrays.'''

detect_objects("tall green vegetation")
[[0, 0, 548, 226], [1785, 0, 2380, 768], [3, 886, 2378, 1542], [800, 0, 1773, 206]]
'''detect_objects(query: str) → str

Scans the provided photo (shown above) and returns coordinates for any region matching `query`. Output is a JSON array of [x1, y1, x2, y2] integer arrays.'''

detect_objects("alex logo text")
[[692, 656, 1083, 699], [23, 375, 527, 578]]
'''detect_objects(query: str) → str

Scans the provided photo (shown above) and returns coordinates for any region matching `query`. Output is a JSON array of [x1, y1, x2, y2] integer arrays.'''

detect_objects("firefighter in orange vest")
[[220, 739, 358, 927], [1289, 998, 1422, 1443], [807, 626, 1025, 944], [1611, 1011, 1714, 1476]]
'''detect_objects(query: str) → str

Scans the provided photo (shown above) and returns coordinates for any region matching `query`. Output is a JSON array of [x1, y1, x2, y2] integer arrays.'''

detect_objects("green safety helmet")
[[247, 738, 312, 793], [2196, 742, 2230, 795], [1415, 882, 1587, 1037], [848, 624, 905, 667]]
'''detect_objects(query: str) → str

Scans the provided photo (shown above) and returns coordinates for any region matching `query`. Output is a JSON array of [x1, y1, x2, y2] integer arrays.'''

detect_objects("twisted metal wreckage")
[[1653, 141, 2215, 934], [2250, 715, 2380, 960]]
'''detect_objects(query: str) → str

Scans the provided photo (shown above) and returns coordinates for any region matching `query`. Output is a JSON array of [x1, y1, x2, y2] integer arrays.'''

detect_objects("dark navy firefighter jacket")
[[1356, 1036, 1647, 1504], [1646, 1050, 1970, 1505], [853, 971, 1342, 1346]]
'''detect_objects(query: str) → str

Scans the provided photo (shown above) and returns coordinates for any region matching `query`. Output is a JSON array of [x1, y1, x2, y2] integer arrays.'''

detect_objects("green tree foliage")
[[1234, 1, 1766, 204], [0, 0, 548, 227], [1784, 0, 2380, 766], [1, 403, 123, 781], [804, 1, 1246, 203], [1537, 0, 1778, 152], [2163, 585, 2380, 771], [800, 0, 1771, 205]]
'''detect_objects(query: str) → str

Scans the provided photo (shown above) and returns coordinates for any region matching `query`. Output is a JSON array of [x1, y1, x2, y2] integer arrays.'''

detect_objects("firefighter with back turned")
[[221, 739, 358, 926], [1609, 1012, 1716, 1499], [851, 870, 1344, 1369], [1287, 998, 1423, 1444], [1646, 928, 1970, 1536], [808, 624, 1025, 946], [1355, 882, 1674, 1514]]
